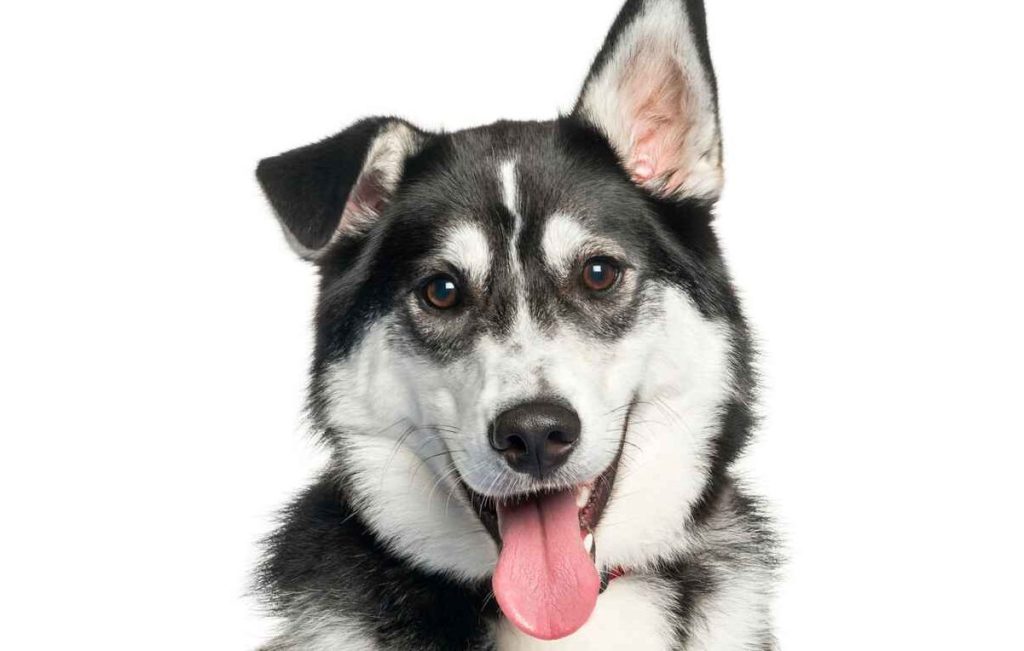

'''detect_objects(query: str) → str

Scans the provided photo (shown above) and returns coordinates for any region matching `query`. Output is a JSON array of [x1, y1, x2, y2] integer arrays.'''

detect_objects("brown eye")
[[421, 274, 461, 309], [581, 257, 620, 292]]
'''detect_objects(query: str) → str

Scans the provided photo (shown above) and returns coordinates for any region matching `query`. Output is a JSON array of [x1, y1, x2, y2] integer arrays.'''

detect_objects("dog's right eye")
[[420, 274, 461, 310], [581, 257, 620, 293]]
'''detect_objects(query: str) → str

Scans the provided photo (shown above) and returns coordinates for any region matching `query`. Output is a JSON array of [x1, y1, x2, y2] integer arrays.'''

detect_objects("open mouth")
[[462, 441, 625, 640]]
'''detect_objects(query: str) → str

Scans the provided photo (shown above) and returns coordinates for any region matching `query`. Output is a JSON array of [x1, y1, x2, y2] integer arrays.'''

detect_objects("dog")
[[254, 0, 777, 648]]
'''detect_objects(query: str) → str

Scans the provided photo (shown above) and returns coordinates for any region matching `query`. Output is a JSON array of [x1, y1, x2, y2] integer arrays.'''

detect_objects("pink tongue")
[[492, 490, 600, 640]]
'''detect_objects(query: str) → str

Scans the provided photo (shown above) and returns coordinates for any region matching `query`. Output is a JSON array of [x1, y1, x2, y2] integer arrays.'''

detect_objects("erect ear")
[[256, 117, 426, 261], [574, 0, 723, 202]]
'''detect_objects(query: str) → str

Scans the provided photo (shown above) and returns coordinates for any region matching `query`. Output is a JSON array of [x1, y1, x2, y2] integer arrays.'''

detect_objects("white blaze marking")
[[500, 158, 520, 218], [498, 157, 535, 346], [500, 158, 524, 276]]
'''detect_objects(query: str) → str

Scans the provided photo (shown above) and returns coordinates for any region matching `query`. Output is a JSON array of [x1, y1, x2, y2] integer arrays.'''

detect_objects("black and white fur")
[[254, 1, 777, 648]]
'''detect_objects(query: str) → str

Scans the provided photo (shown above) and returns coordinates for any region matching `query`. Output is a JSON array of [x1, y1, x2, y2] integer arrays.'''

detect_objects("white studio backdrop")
[[1, 1, 1022, 648]]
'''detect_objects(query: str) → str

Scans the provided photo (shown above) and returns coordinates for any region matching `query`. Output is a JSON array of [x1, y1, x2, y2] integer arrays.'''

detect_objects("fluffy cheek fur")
[[318, 319, 499, 581], [318, 284, 732, 579], [595, 287, 734, 571]]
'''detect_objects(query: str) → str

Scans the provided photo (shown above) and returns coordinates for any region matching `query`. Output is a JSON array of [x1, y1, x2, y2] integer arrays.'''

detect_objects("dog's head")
[[257, 0, 752, 640]]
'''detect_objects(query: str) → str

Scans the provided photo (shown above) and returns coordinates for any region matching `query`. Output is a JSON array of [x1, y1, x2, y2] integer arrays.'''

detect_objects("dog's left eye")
[[581, 257, 620, 292], [420, 274, 461, 310]]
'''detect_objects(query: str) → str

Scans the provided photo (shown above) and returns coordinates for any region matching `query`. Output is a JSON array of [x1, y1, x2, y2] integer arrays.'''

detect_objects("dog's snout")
[[489, 401, 580, 478]]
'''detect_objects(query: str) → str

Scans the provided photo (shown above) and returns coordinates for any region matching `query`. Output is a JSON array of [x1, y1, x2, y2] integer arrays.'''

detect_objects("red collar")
[[599, 566, 629, 592]]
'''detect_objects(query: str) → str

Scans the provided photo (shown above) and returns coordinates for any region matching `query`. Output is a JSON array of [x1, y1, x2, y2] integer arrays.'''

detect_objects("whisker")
[[379, 423, 418, 491], [426, 461, 464, 511]]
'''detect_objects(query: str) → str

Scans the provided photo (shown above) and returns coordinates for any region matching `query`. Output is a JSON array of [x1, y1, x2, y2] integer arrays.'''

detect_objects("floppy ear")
[[574, 0, 723, 202], [256, 117, 426, 260]]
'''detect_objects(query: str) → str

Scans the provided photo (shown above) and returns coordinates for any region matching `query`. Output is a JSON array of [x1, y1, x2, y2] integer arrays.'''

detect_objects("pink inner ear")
[[625, 54, 692, 193], [340, 169, 387, 233]]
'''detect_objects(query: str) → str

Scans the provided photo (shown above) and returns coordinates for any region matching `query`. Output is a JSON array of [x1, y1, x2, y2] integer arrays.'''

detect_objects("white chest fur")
[[493, 576, 676, 650]]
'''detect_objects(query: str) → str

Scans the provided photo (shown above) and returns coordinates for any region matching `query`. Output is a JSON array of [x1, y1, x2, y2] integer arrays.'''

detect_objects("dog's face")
[[257, 0, 753, 641]]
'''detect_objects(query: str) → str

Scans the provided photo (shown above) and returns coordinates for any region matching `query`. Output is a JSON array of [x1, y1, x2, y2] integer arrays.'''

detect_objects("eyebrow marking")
[[440, 222, 491, 285], [541, 213, 596, 275]]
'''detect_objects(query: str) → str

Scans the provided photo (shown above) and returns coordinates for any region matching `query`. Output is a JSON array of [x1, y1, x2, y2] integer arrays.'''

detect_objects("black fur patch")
[[257, 476, 497, 650]]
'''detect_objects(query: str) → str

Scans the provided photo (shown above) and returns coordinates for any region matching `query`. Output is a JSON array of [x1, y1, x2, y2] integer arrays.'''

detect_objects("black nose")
[[490, 401, 581, 478]]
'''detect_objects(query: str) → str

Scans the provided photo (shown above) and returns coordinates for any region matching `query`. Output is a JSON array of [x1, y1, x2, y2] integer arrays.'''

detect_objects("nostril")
[[547, 429, 577, 447], [544, 436, 572, 462], [505, 434, 528, 454]]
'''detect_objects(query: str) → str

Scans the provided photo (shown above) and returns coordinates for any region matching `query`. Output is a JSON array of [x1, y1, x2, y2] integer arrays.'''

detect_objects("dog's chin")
[[458, 441, 624, 641]]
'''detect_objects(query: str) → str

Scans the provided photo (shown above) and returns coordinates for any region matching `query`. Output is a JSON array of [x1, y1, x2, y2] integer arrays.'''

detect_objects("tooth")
[[576, 486, 592, 508], [583, 533, 594, 553]]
